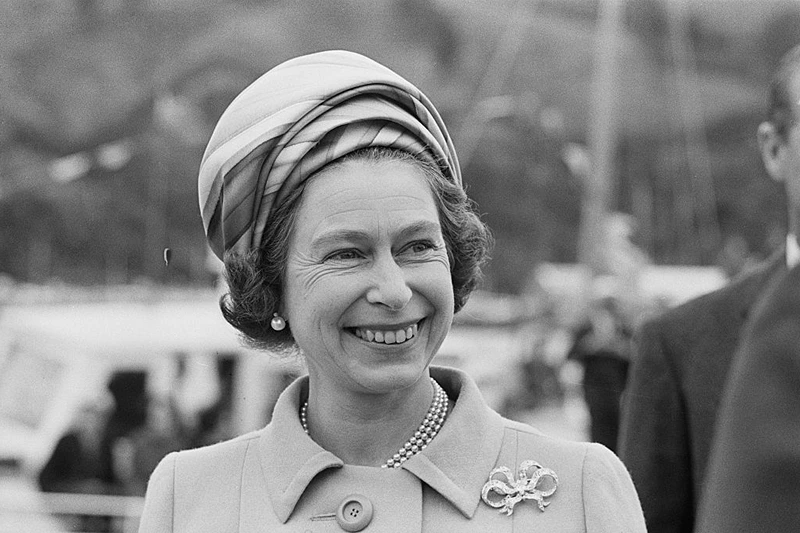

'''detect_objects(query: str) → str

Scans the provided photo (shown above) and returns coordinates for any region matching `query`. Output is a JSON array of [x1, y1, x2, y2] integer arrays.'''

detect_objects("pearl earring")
[[270, 313, 286, 331]]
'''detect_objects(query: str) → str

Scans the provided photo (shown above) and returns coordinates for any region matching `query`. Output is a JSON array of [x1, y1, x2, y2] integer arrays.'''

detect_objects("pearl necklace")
[[300, 377, 449, 469]]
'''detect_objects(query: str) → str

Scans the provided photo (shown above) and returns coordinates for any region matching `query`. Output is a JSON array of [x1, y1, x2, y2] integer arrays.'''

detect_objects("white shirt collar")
[[787, 234, 800, 268]]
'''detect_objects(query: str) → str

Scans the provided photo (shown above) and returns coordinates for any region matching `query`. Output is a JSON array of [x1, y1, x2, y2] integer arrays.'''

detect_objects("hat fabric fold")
[[198, 50, 461, 260]]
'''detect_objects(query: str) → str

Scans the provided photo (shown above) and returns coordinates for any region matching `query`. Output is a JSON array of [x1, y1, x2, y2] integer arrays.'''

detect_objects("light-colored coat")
[[139, 367, 645, 532]]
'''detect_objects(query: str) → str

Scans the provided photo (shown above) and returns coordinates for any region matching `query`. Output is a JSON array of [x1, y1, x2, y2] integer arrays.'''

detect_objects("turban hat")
[[198, 50, 461, 260]]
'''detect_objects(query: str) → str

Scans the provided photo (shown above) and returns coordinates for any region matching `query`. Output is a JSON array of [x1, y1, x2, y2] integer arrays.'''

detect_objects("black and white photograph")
[[1, 1, 799, 531]]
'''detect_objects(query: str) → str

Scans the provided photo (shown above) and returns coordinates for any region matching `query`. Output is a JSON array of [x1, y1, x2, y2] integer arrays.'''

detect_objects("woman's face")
[[282, 158, 455, 395]]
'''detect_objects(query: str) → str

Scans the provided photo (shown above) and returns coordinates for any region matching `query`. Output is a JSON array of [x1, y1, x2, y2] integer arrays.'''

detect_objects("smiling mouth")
[[352, 322, 420, 345]]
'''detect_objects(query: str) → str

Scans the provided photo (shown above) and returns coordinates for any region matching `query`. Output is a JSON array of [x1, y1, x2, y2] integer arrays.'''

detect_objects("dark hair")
[[219, 146, 493, 351], [767, 43, 800, 139]]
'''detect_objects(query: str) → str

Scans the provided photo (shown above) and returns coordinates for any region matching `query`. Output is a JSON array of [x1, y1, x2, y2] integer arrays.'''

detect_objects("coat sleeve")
[[618, 319, 693, 533], [581, 443, 646, 533], [138, 451, 176, 533]]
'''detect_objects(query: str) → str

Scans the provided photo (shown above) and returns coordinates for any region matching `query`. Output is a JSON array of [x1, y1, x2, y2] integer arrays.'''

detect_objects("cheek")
[[286, 272, 359, 324], [417, 261, 455, 309]]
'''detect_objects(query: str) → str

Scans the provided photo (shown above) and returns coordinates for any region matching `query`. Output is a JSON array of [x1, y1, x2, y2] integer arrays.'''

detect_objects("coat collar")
[[729, 247, 787, 322], [257, 366, 505, 523]]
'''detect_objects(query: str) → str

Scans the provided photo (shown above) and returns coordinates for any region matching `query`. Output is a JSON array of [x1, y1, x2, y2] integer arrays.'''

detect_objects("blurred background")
[[1, 0, 798, 530]]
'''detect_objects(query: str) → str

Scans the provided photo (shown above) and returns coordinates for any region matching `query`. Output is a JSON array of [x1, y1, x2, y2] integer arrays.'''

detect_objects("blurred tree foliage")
[[0, 0, 798, 293]]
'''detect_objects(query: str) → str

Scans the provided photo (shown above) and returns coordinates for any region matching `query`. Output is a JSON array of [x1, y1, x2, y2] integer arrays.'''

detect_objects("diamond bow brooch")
[[481, 460, 559, 516]]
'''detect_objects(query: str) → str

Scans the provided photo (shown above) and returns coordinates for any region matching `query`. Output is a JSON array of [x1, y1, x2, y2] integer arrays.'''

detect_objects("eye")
[[403, 240, 437, 254], [324, 248, 363, 262]]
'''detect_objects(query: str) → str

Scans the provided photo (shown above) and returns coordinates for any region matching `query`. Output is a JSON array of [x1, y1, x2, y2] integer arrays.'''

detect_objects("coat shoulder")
[[171, 429, 262, 482], [498, 419, 647, 531], [643, 254, 782, 334], [500, 419, 635, 490], [500, 417, 592, 467], [645, 280, 735, 332], [143, 430, 263, 532]]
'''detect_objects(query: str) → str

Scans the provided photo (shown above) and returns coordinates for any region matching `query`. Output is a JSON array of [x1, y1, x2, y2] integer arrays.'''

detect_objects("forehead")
[[295, 159, 440, 236]]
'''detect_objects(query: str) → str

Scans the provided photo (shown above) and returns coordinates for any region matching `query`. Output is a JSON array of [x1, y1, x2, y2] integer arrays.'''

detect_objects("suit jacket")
[[139, 366, 646, 532], [618, 251, 786, 533], [696, 264, 800, 532]]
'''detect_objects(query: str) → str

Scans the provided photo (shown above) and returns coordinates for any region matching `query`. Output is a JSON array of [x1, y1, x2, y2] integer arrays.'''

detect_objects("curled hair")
[[219, 146, 493, 351], [219, 185, 304, 353]]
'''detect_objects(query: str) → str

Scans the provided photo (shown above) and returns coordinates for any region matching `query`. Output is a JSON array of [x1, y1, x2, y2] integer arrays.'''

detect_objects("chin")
[[351, 363, 432, 394]]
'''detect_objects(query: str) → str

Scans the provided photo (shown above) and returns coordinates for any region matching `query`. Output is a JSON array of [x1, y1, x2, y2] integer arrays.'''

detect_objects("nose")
[[366, 256, 412, 310]]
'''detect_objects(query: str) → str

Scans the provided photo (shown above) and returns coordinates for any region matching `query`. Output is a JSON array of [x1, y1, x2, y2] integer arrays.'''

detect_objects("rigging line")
[[666, 0, 721, 264], [578, 0, 623, 273], [456, 0, 534, 170]]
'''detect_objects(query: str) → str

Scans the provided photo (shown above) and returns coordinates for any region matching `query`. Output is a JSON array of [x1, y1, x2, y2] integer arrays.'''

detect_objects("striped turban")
[[198, 50, 461, 260]]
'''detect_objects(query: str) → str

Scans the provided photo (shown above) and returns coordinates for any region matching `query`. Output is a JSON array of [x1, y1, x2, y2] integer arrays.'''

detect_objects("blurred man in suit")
[[618, 43, 800, 533], [696, 263, 800, 532]]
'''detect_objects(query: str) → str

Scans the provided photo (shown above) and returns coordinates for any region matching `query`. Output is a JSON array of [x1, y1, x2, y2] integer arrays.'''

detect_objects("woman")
[[139, 50, 645, 532]]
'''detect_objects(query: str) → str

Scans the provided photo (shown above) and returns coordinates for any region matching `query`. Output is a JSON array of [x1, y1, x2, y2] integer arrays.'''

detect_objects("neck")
[[303, 374, 435, 466]]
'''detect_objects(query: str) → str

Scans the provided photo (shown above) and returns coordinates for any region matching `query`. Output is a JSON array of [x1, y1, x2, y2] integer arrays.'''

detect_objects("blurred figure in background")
[[114, 396, 186, 497], [619, 43, 800, 533], [170, 352, 225, 444], [99, 371, 148, 492], [567, 277, 632, 452], [696, 264, 800, 532], [38, 397, 116, 532], [186, 356, 236, 448], [189, 401, 234, 449]]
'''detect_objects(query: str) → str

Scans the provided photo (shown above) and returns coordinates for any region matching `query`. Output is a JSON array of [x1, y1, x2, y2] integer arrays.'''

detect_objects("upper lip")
[[349, 319, 423, 330]]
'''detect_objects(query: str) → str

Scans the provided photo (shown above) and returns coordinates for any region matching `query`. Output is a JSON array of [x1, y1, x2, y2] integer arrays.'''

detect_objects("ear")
[[758, 121, 787, 182]]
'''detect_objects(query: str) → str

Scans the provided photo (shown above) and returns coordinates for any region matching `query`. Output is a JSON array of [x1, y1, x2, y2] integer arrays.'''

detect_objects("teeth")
[[355, 323, 419, 344]]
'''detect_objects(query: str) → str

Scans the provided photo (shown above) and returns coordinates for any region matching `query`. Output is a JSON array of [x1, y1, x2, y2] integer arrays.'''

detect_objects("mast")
[[577, 0, 623, 274]]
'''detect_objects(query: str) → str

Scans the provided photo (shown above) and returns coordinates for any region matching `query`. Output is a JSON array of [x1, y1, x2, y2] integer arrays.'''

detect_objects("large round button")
[[335, 494, 373, 532]]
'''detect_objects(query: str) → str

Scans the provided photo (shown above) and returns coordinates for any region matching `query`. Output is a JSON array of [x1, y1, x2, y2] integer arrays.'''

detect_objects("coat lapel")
[[255, 367, 507, 522]]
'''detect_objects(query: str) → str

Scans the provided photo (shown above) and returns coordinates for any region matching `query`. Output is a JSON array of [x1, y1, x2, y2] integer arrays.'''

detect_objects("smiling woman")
[[138, 50, 647, 532], [283, 155, 456, 443], [221, 146, 488, 354]]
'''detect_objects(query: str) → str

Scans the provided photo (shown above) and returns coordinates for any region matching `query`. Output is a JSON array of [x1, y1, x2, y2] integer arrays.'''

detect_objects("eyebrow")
[[311, 219, 442, 250]]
